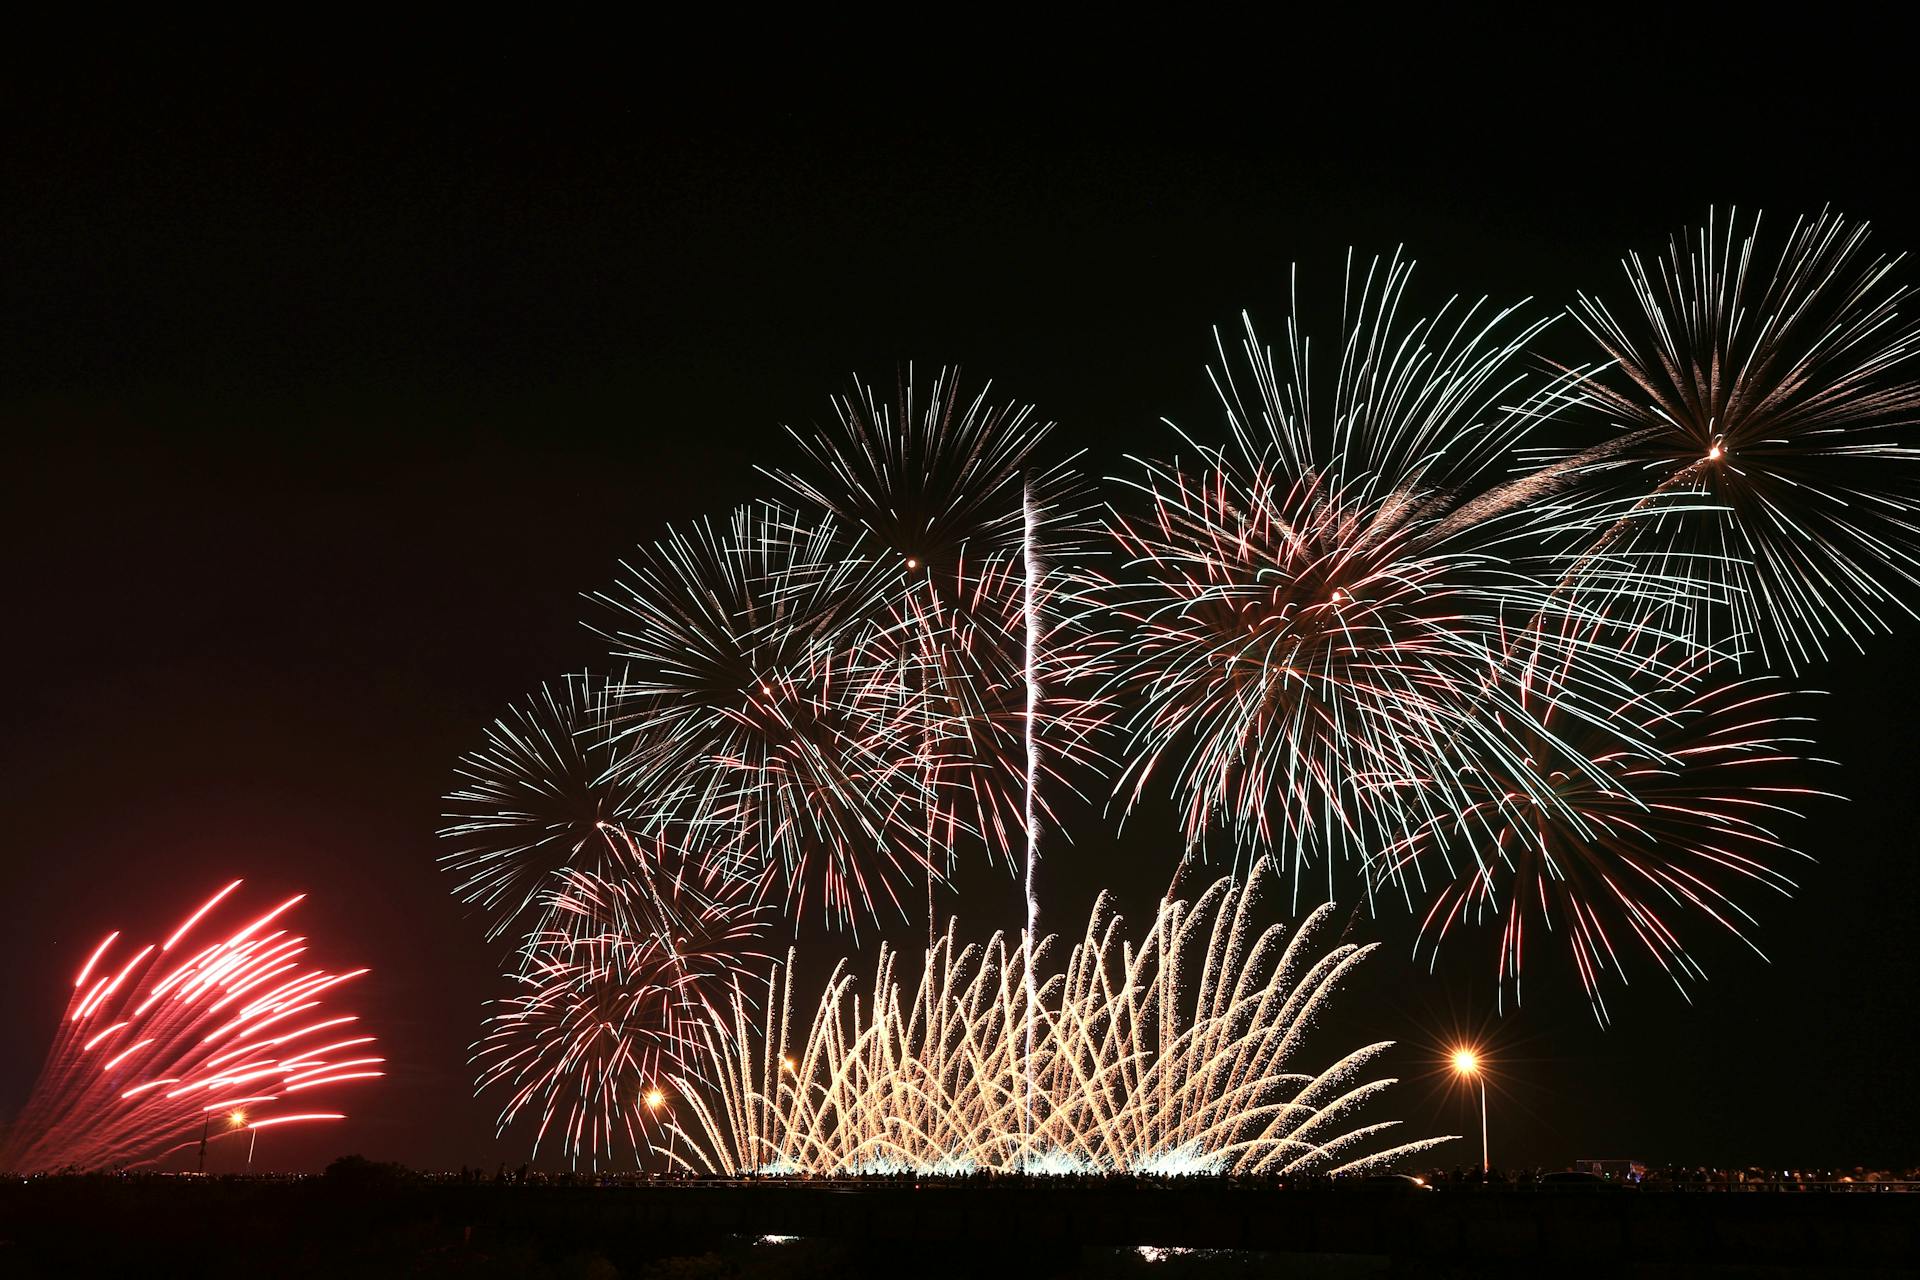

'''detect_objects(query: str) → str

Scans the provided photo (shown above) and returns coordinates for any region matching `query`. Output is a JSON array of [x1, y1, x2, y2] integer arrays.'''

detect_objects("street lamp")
[[196, 1108, 251, 1173], [644, 1086, 676, 1173], [1451, 1048, 1488, 1176]]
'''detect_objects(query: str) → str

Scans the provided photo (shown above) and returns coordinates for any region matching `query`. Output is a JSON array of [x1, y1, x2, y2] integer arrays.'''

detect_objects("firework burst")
[[439, 217, 1920, 1140], [472, 860, 767, 1167], [591, 503, 946, 930], [766, 366, 1089, 578], [1380, 640, 1825, 1024], [1545, 207, 1920, 670], [439, 673, 663, 945], [1093, 256, 1653, 893], [664, 859, 1451, 1176], [447, 678, 772, 1167], [1, 881, 381, 1174]]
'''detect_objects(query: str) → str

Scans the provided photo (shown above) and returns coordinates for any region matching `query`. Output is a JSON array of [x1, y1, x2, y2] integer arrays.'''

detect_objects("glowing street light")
[[195, 1107, 254, 1173], [643, 1085, 677, 1173], [229, 1110, 262, 1167], [228, 1111, 260, 1167], [1451, 1048, 1488, 1176]]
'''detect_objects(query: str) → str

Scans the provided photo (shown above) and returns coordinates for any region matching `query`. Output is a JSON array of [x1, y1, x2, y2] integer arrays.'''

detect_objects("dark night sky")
[[3, 34, 1916, 1174]]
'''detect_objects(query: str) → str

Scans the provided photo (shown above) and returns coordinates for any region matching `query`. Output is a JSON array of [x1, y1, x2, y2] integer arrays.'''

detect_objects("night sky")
[[4, 38, 1916, 1175]]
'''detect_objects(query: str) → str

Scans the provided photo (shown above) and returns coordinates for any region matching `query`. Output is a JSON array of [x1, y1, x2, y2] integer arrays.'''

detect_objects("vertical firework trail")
[[1022, 477, 1042, 1153]]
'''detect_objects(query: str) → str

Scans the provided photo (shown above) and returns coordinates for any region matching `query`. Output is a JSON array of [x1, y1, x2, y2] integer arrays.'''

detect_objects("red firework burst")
[[1, 881, 381, 1173]]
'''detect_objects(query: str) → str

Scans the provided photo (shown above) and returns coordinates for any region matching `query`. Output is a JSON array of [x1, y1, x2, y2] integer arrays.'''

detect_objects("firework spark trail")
[[663, 859, 1453, 1176], [1021, 478, 1042, 1150], [0, 883, 380, 1173], [1534, 207, 1920, 671]]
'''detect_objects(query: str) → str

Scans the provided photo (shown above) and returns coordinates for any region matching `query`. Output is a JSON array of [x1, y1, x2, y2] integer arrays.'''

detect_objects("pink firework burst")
[[1, 881, 382, 1173]]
